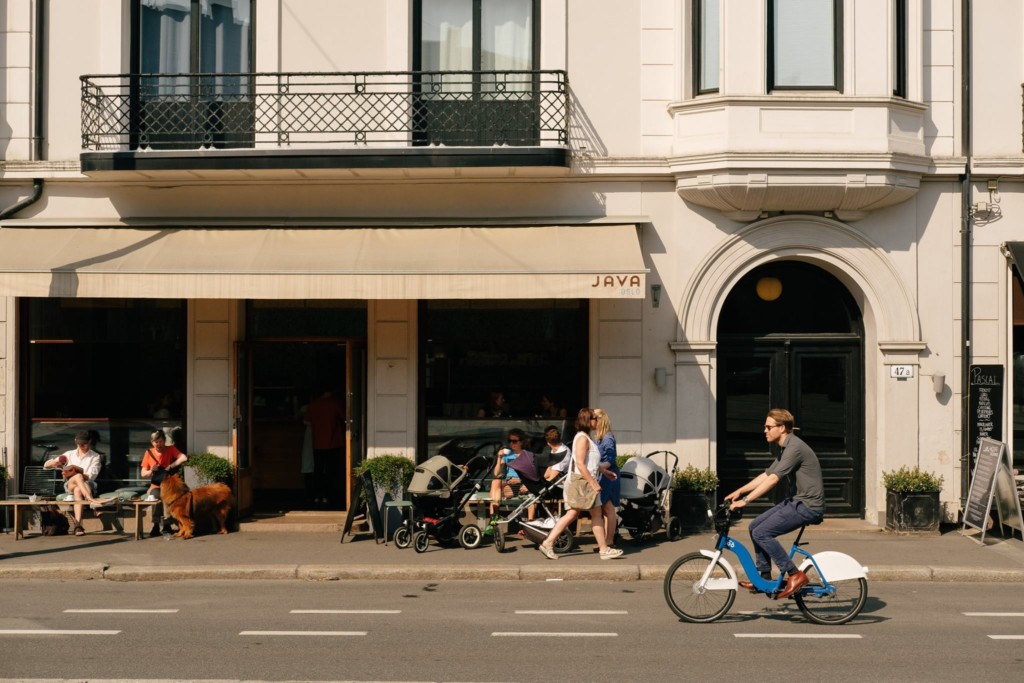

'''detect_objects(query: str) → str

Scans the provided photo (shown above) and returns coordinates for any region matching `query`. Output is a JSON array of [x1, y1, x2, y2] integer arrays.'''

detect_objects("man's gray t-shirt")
[[765, 433, 825, 512]]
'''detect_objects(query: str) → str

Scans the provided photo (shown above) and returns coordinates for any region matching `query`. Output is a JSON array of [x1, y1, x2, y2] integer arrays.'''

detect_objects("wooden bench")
[[0, 499, 125, 540]]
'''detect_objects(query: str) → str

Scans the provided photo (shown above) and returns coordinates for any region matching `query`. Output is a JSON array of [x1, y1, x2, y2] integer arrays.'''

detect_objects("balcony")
[[79, 70, 569, 176]]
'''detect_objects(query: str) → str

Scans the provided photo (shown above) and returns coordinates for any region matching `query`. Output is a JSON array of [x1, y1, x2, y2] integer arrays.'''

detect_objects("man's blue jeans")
[[749, 499, 824, 575]]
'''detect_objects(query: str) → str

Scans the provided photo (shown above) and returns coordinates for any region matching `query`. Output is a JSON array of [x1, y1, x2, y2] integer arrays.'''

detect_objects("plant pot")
[[885, 490, 940, 533], [671, 489, 715, 531]]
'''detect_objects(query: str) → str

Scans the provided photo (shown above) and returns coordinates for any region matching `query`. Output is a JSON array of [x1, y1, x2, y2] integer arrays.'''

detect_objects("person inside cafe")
[[477, 391, 510, 418]]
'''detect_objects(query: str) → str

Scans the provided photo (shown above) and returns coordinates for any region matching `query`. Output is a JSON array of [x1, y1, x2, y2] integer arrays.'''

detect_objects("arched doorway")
[[717, 261, 864, 517]]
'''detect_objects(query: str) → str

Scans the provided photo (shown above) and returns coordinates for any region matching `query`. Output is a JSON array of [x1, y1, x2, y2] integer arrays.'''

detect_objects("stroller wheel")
[[666, 516, 683, 541], [553, 528, 575, 554], [493, 528, 506, 553], [393, 526, 412, 549], [459, 523, 484, 549], [412, 530, 430, 553]]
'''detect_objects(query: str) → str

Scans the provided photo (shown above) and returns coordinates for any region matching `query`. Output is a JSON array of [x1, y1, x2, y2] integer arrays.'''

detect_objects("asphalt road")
[[2, 580, 1023, 682]]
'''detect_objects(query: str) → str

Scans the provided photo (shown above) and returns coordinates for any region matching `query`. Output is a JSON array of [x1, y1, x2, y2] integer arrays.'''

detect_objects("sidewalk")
[[2, 519, 1023, 582]]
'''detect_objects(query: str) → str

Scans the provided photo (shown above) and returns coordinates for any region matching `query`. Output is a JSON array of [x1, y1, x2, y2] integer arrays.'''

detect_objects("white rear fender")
[[799, 551, 868, 582], [699, 549, 739, 590]]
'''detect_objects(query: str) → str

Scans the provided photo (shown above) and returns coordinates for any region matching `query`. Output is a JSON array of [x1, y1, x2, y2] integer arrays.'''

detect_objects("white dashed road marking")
[[735, 633, 862, 639], [493, 631, 617, 637], [239, 630, 367, 636], [64, 609, 179, 614], [988, 635, 1024, 640], [515, 610, 627, 615], [290, 609, 401, 614], [963, 612, 1024, 617], [0, 629, 120, 635]]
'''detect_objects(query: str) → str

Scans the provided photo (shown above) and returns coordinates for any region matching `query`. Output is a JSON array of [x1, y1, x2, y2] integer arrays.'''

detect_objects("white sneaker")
[[599, 547, 624, 560], [538, 543, 558, 560]]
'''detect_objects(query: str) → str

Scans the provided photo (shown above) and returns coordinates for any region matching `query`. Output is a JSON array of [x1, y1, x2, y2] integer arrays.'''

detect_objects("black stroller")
[[617, 450, 683, 543], [491, 449, 575, 554], [392, 453, 493, 552]]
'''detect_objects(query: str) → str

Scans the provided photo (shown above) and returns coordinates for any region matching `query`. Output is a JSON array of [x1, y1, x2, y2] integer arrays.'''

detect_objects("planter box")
[[885, 490, 940, 534], [671, 489, 715, 531]]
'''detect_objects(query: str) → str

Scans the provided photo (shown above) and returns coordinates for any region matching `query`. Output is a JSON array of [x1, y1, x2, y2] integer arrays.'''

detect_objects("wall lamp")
[[651, 283, 662, 308], [932, 372, 946, 395], [654, 367, 668, 389]]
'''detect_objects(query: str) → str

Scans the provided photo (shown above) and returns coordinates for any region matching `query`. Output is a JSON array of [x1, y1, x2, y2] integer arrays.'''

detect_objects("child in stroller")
[[393, 453, 493, 552], [490, 446, 576, 554], [617, 451, 684, 543]]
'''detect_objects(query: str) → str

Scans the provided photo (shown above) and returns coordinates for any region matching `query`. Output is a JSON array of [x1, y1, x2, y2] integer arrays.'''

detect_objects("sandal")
[[74, 526, 85, 537]]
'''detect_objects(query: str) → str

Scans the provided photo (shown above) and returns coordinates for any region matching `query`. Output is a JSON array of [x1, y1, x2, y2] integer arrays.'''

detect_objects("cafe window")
[[1013, 275, 1024, 472], [420, 300, 587, 462], [20, 298, 186, 485]]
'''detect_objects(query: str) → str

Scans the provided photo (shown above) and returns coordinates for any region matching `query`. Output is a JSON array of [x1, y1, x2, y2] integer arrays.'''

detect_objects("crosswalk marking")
[[290, 609, 401, 614], [0, 629, 120, 635], [239, 630, 367, 636], [65, 609, 179, 614], [515, 610, 627, 615], [493, 631, 617, 637], [735, 634, 862, 639]]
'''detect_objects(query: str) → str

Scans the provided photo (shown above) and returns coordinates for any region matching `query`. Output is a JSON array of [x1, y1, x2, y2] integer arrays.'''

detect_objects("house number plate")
[[890, 365, 914, 379]]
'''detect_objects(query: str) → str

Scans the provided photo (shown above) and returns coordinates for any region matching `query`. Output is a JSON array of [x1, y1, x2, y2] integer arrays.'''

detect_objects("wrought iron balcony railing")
[[80, 70, 568, 152]]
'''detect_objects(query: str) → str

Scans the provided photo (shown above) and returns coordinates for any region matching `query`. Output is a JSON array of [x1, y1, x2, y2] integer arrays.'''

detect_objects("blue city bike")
[[664, 504, 869, 625]]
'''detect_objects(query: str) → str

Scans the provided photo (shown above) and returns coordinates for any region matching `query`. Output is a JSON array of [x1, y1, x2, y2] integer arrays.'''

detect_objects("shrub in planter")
[[882, 466, 943, 533], [671, 465, 719, 531], [185, 452, 234, 486]]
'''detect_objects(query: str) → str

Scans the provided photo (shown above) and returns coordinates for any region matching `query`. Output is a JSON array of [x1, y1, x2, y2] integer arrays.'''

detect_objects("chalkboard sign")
[[962, 438, 1024, 543], [968, 365, 1004, 462]]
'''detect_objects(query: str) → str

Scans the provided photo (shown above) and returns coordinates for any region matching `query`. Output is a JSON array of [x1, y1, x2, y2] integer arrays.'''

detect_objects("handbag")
[[565, 474, 598, 510]]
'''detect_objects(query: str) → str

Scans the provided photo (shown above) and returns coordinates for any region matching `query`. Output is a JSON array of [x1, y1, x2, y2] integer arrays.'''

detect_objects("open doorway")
[[245, 339, 364, 512]]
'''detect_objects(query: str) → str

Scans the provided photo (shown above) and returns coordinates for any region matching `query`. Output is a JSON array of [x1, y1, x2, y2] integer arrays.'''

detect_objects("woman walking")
[[538, 408, 623, 560], [593, 408, 620, 550]]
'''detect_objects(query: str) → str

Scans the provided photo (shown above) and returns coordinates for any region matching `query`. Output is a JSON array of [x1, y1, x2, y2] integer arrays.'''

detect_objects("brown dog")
[[159, 473, 232, 539]]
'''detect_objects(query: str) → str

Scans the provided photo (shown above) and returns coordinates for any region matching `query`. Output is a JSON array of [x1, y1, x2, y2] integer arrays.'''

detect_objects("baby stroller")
[[393, 453, 493, 553], [617, 451, 682, 543], [491, 449, 575, 554]]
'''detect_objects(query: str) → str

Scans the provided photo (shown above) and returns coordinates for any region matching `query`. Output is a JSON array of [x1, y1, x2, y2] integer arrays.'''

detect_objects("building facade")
[[1, 0, 1021, 525]]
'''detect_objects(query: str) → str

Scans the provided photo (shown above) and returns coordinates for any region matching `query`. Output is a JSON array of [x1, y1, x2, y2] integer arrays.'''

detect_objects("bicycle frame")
[[700, 525, 839, 598]]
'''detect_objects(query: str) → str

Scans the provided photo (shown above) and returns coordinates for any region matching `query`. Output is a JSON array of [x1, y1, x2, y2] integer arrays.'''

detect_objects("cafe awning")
[[1005, 241, 1024, 288], [0, 225, 647, 299]]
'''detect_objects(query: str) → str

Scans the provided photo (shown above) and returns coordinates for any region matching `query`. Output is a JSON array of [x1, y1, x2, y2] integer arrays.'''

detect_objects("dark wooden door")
[[718, 339, 863, 517]]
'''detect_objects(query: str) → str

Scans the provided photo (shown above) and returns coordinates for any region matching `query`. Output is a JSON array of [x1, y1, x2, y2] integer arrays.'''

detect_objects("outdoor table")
[[127, 499, 162, 540]]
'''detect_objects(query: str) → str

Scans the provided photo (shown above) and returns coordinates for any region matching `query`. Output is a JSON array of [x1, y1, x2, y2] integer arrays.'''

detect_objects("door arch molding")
[[677, 215, 921, 347]]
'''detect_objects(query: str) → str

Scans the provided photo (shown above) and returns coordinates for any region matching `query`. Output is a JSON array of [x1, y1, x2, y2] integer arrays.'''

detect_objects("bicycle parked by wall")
[[664, 504, 869, 625]]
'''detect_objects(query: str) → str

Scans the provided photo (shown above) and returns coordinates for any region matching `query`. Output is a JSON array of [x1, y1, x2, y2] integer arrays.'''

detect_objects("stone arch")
[[678, 215, 921, 346]]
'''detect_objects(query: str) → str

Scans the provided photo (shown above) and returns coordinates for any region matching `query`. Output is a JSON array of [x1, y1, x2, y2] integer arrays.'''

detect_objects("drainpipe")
[[958, 0, 973, 513], [0, 0, 45, 220]]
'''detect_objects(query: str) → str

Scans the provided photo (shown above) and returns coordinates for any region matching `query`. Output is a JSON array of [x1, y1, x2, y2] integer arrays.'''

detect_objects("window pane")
[[481, 0, 533, 94], [421, 0, 473, 96], [773, 0, 836, 88], [698, 0, 720, 92], [140, 0, 191, 95]]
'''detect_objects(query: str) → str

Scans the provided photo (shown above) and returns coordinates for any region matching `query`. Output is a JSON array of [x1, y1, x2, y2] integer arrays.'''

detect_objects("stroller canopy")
[[408, 455, 466, 498], [619, 456, 669, 500]]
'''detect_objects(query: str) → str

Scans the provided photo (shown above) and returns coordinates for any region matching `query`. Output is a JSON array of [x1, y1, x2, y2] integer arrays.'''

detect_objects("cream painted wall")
[[367, 300, 417, 461], [188, 300, 236, 461]]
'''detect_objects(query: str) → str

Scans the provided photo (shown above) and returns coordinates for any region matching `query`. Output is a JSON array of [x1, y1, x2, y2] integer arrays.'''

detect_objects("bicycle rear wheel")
[[794, 566, 867, 625], [663, 552, 736, 623]]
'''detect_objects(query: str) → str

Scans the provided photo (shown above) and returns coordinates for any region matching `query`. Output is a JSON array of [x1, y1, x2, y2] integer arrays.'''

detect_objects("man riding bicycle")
[[724, 408, 825, 600]]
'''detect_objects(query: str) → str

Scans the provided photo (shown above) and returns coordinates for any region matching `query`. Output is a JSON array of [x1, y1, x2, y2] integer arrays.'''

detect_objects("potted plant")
[[185, 452, 234, 487], [883, 466, 943, 533], [671, 465, 719, 531], [355, 454, 416, 539]]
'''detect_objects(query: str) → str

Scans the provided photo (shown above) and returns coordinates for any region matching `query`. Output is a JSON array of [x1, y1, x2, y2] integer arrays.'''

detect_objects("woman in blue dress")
[[593, 408, 620, 549]]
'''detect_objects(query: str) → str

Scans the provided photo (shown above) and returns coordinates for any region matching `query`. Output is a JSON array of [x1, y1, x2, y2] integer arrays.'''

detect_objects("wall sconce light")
[[654, 367, 668, 388], [932, 372, 946, 394], [651, 283, 662, 308]]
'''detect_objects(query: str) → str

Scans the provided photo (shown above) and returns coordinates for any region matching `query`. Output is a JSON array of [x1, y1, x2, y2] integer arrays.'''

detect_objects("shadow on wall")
[[567, 87, 607, 175]]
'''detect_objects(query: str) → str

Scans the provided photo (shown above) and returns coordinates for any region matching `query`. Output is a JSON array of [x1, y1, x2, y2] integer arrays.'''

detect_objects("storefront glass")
[[420, 300, 586, 462], [21, 299, 186, 491], [1012, 276, 1024, 471]]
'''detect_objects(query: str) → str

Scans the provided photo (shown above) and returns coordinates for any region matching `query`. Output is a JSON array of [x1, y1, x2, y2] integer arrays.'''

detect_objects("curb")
[[1, 563, 1023, 582]]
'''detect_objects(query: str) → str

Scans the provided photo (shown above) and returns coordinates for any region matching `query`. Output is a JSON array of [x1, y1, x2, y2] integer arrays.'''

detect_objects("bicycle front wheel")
[[663, 552, 736, 623], [794, 566, 868, 625]]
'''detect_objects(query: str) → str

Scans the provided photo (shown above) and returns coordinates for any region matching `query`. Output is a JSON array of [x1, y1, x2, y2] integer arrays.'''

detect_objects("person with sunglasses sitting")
[[488, 428, 530, 519]]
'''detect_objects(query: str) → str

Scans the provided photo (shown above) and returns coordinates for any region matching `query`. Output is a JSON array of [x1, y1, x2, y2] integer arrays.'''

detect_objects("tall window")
[[693, 0, 720, 94], [893, 0, 907, 98], [132, 0, 254, 148], [768, 0, 842, 92], [413, 0, 540, 145]]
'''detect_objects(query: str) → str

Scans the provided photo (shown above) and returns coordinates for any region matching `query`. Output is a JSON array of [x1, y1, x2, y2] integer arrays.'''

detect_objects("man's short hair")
[[74, 430, 90, 445]]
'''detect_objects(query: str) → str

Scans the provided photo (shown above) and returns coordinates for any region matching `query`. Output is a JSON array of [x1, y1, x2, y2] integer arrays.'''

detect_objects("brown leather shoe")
[[776, 570, 809, 600]]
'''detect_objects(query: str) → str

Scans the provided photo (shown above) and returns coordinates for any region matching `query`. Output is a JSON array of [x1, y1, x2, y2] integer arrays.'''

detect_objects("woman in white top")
[[538, 408, 623, 560]]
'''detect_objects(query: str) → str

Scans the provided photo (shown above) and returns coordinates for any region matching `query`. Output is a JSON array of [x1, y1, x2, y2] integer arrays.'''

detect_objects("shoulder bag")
[[564, 438, 598, 510]]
